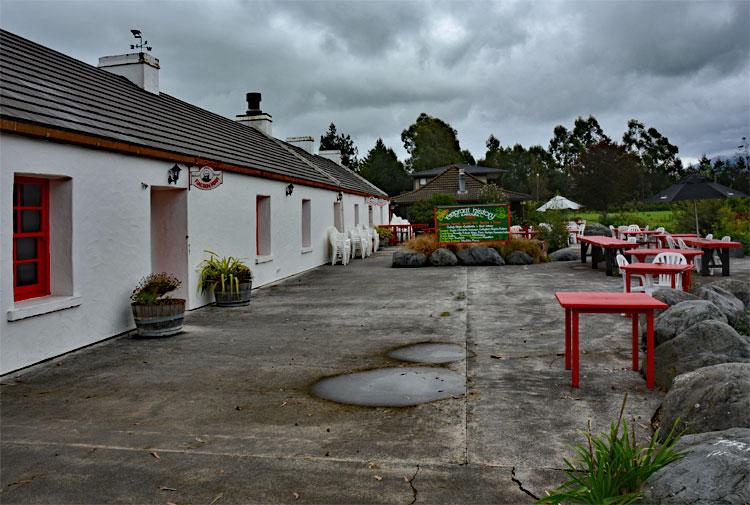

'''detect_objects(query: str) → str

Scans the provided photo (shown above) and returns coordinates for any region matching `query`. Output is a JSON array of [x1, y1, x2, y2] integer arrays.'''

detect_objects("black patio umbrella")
[[647, 174, 747, 234]]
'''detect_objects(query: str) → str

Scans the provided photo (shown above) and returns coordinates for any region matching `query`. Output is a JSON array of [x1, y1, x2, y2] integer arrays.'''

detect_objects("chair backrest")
[[653, 252, 687, 265], [722, 235, 731, 241], [665, 234, 676, 249], [644, 225, 649, 231], [615, 254, 629, 268], [326, 226, 338, 245], [655, 227, 665, 233], [676, 238, 690, 250], [617, 225, 628, 239], [627, 224, 641, 232], [704, 233, 713, 240], [510, 225, 522, 232], [577, 223, 586, 236], [627, 237, 638, 243], [609, 225, 616, 236], [538, 223, 551, 231]]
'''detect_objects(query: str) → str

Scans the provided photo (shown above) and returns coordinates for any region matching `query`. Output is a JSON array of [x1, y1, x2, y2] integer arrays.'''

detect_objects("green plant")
[[408, 194, 457, 225], [538, 212, 569, 253], [375, 225, 393, 242], [403, 233, 440, 257], [492, 238, 546, 263], [131, 272, 181, 305], [198, 251, 253, 295], [537, 394, 685, 505]]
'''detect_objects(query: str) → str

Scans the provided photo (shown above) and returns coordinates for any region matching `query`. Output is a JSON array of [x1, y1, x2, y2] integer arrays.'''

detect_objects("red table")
[[620, 262, 694, 292], [622, 248, 703, 290], [683, 238, 744, 276], [620, 229, 660, 245], [555, 292, 667, 389], [654, 233, 698, 248], [578, 236, 633, 276]]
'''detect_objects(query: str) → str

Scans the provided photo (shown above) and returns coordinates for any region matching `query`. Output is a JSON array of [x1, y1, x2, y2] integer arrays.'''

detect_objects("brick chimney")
[[98, 52, 160, 94], [286, 136, 315, 154], [236, 92, 273, 136]]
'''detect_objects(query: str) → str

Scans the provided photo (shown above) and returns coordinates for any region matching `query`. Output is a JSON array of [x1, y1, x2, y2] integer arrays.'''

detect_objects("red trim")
[[13, 177, 50, 301]]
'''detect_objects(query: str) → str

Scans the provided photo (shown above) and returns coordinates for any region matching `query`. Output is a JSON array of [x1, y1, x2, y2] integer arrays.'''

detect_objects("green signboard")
[[434, 204, 511, 243]]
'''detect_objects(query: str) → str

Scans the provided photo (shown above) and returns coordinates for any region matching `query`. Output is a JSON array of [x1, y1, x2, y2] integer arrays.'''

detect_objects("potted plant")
[[375, 226, 393, 248], [198, 251, 253, 307], [130, 273, 185, 337]]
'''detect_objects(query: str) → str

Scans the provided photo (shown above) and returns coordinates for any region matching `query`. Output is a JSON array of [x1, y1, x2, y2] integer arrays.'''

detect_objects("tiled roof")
[[410, 163, 505, 178], [392, 166, 530, 204], [0, 29, 385, 197]]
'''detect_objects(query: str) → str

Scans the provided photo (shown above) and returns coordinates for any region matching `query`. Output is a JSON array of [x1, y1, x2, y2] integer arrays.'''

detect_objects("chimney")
[[98, 52, 160, 94], [457, 168, 467, 194], [319, 150, 342, 165], [236, 92, 273, 136], [286, 136, 315, 154]]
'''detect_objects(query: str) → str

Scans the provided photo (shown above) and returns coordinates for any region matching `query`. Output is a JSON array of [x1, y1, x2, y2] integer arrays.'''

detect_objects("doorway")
[[150, 187, 188, 302]]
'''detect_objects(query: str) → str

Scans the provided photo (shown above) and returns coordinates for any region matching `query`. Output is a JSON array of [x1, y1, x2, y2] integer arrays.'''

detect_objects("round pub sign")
[[190, 166, 223, 190]]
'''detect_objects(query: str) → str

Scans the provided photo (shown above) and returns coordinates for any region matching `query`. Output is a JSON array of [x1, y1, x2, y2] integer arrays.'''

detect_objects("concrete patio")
[[2, 249, 746, 504]]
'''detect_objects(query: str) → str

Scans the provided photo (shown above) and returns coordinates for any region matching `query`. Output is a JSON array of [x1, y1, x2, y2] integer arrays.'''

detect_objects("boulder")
[[707, 278, 750, 308], [582, 222, 611, 237], [506, 251, 534, 265], [549, 248, 579, 261], [456, 247, 504, 266], [651, 288, 698, 308], [654, 363, 750, 440], [694, 285, 749, 334], [649, 321, 750, 389], [641, 428, 750, 505], [392, 251, 427, 268], [429, 248, 458, 267], [653, 300, 727, 346]]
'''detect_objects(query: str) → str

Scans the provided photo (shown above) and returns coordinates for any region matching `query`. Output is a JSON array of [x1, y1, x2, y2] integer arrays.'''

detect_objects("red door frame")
[[13, 176, 50, 301]]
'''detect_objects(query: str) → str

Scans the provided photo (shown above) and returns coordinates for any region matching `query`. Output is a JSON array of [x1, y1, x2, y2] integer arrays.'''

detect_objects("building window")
[[301, 199, 311, 248], [333, 202, 343, 232], [13, 177, 50, 301], [368, 206, 374, 227], [256, 195, 271, 256], [354, 204, 360, 226]]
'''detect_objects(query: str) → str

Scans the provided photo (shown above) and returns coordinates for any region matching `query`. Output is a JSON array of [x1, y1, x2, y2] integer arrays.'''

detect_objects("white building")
[[0, 30, 389, 374]]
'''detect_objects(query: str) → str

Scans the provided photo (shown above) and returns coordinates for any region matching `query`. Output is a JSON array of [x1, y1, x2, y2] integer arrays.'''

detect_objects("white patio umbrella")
[[536, 195, 583, 212]]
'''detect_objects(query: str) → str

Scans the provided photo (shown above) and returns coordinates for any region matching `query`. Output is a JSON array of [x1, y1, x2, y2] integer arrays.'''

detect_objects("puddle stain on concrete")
[[388, 343, 466, 364], [311, 367, 465, 407]]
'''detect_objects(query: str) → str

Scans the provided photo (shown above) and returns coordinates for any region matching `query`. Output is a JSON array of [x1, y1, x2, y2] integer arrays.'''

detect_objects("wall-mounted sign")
[[367, 197, 389, 206], [434, 204, 510, 244], [190, 166, 223, 190]]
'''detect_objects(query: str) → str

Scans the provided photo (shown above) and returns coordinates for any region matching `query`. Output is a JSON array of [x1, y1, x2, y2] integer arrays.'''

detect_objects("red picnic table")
[[578, 236, 633, 276], [620, 262, 694, 292], [555, 292, 667, 389], [683, 238, 744, 276], [653, 233, 698, 248], [620, 229, 661, 245], [623, 248, 703, 290]]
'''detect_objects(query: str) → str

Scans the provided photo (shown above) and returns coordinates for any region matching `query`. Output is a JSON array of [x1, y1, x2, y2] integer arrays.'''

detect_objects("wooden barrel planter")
[[214, 281, 252, 307], [131, 299, 185, 337]]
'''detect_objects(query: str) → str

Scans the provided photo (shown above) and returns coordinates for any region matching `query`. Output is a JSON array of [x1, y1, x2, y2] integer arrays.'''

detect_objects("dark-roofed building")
[[0, 29, 388, 374]]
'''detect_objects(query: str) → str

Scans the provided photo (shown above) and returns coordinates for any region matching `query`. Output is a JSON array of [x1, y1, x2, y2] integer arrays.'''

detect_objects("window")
[[354, 204, 360, 226], [13, 177, 50, 301], [301, 199, 311, 248], [333, 202, 343, 232], [256, 195, 271, 257], [368, 206, 374, 227]]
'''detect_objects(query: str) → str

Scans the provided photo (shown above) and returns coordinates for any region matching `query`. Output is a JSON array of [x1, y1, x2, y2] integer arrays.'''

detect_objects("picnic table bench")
[[619, 262, 694, 292], [622, 248, 702, 290], [555, 292, 667, 389], [578, 236, 633, 276], [683, 238, 744, 276]]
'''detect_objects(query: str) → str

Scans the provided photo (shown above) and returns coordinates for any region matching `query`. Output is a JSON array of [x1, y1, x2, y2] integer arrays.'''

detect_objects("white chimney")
[[287, 136, 315, 154], [319, 149, 342, 165], [457, 168, 467, 194], [98, 52, 160, 94], [236, 92, 272, 136]]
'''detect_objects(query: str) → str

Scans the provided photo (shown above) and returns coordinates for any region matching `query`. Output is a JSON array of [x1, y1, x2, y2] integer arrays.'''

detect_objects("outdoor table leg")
[[646, 310, 655, 390], [591, 246, 600, 270], [605, 249, 615, 276], [684, 269, 692, 291], [625, 271, 631, 293], [671, 273, 676, 289], [580, 242, 588, 264], [565, 309, 571, 370], [700, 247, 711, 276], [720, 248, 730, 276], [572, 311, 580, 388], [631, 313, 639, 371]]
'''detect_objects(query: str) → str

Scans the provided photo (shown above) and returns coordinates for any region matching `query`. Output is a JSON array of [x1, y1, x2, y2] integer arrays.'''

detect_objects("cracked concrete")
[[2, 249, 747, 504]]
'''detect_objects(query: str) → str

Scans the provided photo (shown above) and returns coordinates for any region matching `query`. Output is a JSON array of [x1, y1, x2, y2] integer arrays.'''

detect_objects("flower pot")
[[131, 299, 185, 337], [214, 281, 252, 307]]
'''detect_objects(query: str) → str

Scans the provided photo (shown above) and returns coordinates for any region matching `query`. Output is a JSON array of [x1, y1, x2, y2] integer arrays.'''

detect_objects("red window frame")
[[13, 177, 50, 301]]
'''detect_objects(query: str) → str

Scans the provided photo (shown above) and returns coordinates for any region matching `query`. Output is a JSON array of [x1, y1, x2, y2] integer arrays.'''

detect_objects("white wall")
[[0, 135, 387, 374]]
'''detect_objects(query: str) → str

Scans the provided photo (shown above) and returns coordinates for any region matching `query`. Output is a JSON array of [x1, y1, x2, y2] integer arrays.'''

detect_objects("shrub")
[[491, 238, 546, 263], [198, 251, 252, 295], [403, 233, 440, 257], [131, 272, 181, 305], [408, 194, 457, 225], [538, 212, 569, 253], [375, 225, 393, 242], [537, 394, 684, 505]]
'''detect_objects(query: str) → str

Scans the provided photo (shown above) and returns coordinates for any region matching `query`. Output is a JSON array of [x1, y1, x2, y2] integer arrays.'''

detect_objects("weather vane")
[[129, 29, 152, 52]]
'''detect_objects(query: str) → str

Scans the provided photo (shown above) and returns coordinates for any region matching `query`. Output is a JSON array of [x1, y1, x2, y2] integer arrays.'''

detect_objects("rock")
[[456, 247, 504, 266], [549, 248, 578, 261], [650, 321, 750, 389], [392, 251, 427, 268], [641, 428, 750, 505], [651, 288, 699, 308], [429, 248, 458, 267], [582, 222, 611, 237], [708, 278, 750, 308], [506, 251, 534, 265], [694, 285, 749, 334], [653, 363, 750, 439], [653, 300, 727, 346]]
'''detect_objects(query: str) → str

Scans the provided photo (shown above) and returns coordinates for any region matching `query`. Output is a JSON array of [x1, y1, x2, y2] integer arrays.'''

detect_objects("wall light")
[[168, 164, 182, 185], [285, 183, 294, 196], [336, 191, 343, 202], [141, 182, 149, 190]]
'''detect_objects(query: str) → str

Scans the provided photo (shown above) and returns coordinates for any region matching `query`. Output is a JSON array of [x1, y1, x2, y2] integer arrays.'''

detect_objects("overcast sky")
[[2, 0, 748, 165]]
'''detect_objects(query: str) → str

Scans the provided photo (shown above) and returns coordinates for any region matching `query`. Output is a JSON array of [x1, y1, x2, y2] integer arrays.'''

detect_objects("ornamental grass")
[[403, 233, 440, 257]]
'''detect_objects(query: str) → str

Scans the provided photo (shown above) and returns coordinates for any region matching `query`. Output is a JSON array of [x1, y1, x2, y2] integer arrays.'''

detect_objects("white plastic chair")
[[609, 225, 616, 237], [538, 223, 552, 231], [326, 226, 350, 266], [653, 252, 687, 291], [705, 233, 713, 240], [655, 227, 665, 233], [616, 254, 648, 293], [357, 224, 373, 257], [577, 223, 586, 242], [664, 234, 676, 249], [722, 235, 731, 241], [617, 225, 628, 240], [568, 223, 579, 245], [348, 228, 366, 259], [369, 227, 380, 252]]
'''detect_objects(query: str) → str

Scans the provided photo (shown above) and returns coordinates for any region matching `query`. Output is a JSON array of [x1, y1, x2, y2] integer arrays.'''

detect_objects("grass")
[[574, 210, 676, 230]]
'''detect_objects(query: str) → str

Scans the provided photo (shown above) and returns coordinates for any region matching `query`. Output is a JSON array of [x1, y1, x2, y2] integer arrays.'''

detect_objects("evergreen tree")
[[319, 123, 359, 171], [401, 113, 463, 172], [358, 139, 411, 196]]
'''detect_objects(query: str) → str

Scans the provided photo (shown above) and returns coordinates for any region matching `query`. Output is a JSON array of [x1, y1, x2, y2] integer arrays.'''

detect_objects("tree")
[[407, 193, 457, 225], [548, 116, 610, 173], [570, 141, 642, 213], [358, 139, 412, 196], [622, 119, 683, 197], [401, 113, 463, 172], [320, 123, 359, 171], [480, 135, 557, 200]]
